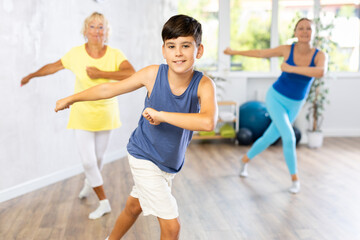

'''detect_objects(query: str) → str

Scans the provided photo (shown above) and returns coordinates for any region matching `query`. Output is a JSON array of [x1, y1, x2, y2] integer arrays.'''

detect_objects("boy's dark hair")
[[162, 14, 202, 46]]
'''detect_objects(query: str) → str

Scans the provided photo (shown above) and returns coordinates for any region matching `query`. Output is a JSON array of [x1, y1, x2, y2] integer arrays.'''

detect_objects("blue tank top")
[[273, 43, 319, 100], [127, 64, 203, 173]]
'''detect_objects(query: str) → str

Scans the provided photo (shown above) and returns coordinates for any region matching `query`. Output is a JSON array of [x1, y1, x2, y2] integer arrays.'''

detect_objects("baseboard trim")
[[0, 148, 127, 203], [323, 129, 360, 137], [298, 129, 360, 144]]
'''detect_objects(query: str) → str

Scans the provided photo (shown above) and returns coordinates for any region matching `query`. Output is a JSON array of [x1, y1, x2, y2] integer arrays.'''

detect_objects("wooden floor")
[[1, 137, 360, 240]]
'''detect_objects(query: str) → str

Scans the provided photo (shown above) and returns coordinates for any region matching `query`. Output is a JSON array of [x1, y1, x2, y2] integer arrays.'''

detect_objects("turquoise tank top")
[[127, 64, 203, 173], [273, 43, 319, 100]]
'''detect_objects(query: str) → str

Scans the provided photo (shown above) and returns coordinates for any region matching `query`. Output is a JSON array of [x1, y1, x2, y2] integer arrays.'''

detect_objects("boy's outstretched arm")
[[142, 76, 218, 132], [55, 65, 157, 112]]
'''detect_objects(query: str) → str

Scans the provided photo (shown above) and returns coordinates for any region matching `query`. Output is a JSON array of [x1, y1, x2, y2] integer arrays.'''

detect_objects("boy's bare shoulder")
[[198, 74, 216, 94], [135, 65, 160, 87], [140, 65, 160, 76], [136, 65, 160, 81], [199, 74, 215, 86]]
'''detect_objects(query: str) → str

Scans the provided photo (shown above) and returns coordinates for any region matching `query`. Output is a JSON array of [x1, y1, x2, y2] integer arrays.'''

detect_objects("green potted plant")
[[306, 14, 337, 148]]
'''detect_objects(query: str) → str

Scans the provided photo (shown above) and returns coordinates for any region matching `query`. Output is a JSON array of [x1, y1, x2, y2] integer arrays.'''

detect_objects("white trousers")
[[74, 129, 111, 187]]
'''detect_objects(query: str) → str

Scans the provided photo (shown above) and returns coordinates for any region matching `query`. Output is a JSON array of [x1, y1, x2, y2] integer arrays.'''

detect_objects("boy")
[[55, 14, 217, 239]]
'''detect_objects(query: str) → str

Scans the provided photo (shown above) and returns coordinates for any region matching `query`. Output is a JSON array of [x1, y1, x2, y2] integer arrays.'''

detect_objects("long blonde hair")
[[81, 12, 110, 42]]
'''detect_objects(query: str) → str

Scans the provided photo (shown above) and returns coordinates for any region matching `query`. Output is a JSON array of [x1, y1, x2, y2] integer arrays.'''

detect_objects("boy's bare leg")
[[158, 217, 180, 240], [109, 196, 142, 239]]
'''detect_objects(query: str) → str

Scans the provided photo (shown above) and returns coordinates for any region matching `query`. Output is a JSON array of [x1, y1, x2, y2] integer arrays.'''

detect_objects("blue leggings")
[[247, 86, 305, 175]]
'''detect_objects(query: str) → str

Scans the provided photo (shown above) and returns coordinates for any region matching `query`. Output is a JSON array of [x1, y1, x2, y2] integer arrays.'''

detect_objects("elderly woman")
[[224, 18, 327, 194], [21, 12, 135, 219]]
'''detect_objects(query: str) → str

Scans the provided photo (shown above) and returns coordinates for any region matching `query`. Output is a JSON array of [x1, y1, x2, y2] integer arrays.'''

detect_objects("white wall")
[[0, 0, 177, 202], [321, 75, 360, 136]]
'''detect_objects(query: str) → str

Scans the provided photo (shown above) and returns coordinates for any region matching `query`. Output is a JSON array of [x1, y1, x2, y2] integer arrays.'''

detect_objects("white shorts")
[[128, 153, 178, 220]]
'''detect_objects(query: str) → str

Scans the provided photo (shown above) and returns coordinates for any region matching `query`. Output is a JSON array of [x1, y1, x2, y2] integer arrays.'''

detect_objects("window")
[[320, 0, 359, 72], [230, 0, 272, 71], [178, 0, 219, 71], [178, 0, 360, 73]]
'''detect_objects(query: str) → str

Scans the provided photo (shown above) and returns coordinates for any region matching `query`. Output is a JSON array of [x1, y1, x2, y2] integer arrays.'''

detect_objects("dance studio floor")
[[1, 137, 360, 240]]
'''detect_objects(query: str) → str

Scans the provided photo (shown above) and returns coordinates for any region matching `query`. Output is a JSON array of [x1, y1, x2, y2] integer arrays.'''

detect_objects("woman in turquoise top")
[[224, 18, 327, 194]]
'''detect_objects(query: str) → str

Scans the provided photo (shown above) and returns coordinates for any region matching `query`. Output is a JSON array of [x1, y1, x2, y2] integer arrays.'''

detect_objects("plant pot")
[[307, 130, 323, 148]]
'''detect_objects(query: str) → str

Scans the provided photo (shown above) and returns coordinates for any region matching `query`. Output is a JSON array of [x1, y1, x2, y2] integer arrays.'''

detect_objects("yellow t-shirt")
[[61, 44, 126, 131]]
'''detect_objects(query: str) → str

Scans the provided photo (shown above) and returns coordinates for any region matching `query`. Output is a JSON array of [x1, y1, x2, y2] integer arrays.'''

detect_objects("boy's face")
[[162, 36, 203, 74]]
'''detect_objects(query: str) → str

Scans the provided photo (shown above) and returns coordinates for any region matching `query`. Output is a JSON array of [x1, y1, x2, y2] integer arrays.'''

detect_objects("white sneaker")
[[289, 180, 300, 194], [89, 199, 111, 219], [240, 162, 248, 177], [79, 179, 92, 199]]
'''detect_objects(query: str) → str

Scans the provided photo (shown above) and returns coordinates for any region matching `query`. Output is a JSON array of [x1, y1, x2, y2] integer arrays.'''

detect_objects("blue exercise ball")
[[237, 128, 253, 145], [239, 101, 271, 141]]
